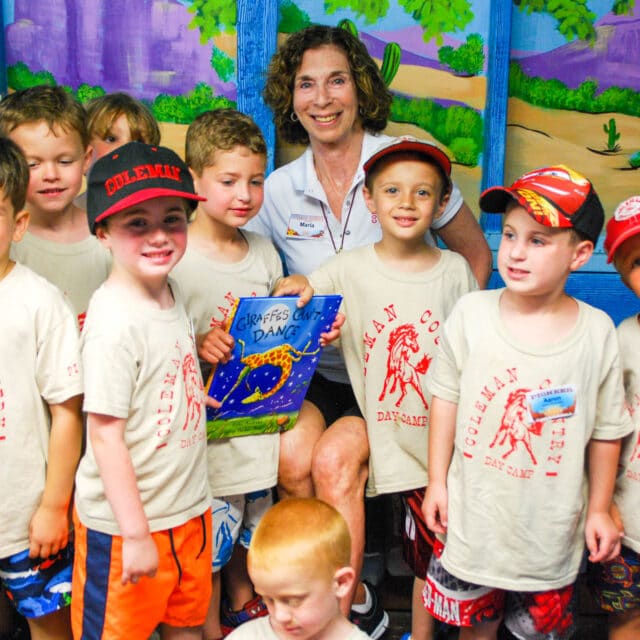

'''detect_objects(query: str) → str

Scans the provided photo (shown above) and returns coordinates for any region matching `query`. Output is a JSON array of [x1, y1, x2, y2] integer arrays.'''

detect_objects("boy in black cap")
[[71, 142, 213, 640], [422, 165, 632, 640]]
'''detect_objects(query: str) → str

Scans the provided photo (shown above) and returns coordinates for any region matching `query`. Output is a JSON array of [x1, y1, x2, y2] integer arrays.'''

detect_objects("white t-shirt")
[[0, 263, 82, 557], [171, 230, 283, 496], [10, 231, 111, 327], [310, 246, 476, 496], [75, 281, 210, 535], [248, 131, 463, 383], [612, 314, 640, 553], [226, 616, 371, 639], [426, 289, 632, 591]]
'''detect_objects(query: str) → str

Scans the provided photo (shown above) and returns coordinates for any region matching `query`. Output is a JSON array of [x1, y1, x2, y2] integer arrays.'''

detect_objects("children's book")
[[205, 295, 342, 439]]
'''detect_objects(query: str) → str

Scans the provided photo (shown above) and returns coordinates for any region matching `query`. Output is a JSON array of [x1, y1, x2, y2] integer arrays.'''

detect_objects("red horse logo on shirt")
[[379, 323, 431, 409], [490, 388, 544, 465], [181, 352, 203, 431]]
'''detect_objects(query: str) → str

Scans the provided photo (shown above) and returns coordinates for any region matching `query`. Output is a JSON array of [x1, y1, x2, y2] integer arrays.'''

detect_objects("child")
[[280, 137, 477, 640], [85, 91, 161, 163], [226, 497, 371, 639], [71, 142, 212, 640], [0, 85, 111, 328], [422, 165, 632, 640], [0, 136, 83, 639], [589, 195, 640, 640], [171, 108, 287, 639]]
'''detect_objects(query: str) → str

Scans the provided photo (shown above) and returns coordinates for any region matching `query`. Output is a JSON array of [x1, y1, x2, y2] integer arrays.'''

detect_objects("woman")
[[248, 24, 492, 639]]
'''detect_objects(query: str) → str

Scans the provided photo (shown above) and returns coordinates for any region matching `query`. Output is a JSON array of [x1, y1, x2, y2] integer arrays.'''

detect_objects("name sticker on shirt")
[[286, 214, 325, 239], [526, 385, 577, 423]]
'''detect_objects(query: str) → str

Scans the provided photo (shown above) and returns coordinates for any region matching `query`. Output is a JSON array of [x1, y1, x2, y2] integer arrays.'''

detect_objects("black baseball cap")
[[87, 141, 205, 233]]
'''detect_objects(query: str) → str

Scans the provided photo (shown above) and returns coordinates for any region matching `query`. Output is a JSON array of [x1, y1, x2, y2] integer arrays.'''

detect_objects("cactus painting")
[[338, 18, 401, 87], [604, 118, 621, 152]]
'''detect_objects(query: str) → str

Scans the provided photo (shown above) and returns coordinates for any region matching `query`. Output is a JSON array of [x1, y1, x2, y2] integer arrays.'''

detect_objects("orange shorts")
[[71, 509, 212, 639]]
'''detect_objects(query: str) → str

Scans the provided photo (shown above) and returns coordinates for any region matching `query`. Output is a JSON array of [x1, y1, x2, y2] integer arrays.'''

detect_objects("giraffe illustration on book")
[[219, 338, 321, 405]]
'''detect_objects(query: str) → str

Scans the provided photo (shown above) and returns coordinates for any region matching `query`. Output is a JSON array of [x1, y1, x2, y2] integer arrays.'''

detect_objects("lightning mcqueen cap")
[[479, 165, 604, 244], [604, 196, 640, 263], [87, 141, 205, 233]]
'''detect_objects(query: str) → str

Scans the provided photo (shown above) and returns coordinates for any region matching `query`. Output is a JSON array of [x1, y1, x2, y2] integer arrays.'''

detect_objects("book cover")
[[206, 295, 342, 439]]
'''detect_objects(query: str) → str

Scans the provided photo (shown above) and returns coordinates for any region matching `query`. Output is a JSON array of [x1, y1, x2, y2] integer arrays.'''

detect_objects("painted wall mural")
[[2, 0, 237, 125], [1, 0, 638, 218], [506, 0, 639, 219]]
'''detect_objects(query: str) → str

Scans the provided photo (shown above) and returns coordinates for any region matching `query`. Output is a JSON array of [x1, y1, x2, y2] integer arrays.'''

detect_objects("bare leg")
[[26, 607, 72, 640], [609, 609, 640, 639], [311, 415, 369, 613], [411, 578, 435, 640], [459, 619, 501, 640], [160, 624, 203, 640], [278, 400, 325, 499], [203, 571, 222, 640], [222, 546, 254, 611]]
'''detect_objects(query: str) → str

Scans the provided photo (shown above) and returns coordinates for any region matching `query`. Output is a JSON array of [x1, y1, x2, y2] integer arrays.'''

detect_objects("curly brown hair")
[[263, 25, 392, 145]]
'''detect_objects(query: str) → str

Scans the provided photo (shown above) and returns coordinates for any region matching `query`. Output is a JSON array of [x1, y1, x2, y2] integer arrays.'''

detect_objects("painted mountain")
[[4, 0, 236, 100], [515, 12, 640, 92]]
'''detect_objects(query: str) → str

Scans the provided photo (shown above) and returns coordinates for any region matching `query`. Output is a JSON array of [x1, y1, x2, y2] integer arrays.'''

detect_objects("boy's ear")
[[95, 223, 110, 246], [82, 146, 93, 175], [362, 185, 375, 214], [12, 209, 29, 243], [332, 566, 356, 600], [436, 186, 451, 219], [188, 167, 201, 193], [570, 239, 594, 272]]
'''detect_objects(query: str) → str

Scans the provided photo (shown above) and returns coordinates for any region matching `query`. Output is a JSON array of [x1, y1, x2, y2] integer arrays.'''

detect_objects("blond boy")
[[227, 498, 371, 640], [0, 136, 83, 640], [0, 85, 110, 327]]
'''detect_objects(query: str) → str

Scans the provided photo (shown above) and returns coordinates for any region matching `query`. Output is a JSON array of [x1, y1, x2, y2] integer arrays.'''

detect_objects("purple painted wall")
[[6, 0, 236, 100]]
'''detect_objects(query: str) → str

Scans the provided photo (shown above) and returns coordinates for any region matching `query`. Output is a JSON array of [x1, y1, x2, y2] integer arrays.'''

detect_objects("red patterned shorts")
[[423, 538, 575, 639]]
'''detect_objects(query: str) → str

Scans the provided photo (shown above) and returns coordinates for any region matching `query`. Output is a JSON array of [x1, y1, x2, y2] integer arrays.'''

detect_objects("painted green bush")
[[510, 62, 640, 117], [278, 0, 311, 32], [211, 47, 235, 82], [390, 94, 483, 167], [438, 33, 485, 76], [150, 83, 235, 123], [8, 62, 56, 90]]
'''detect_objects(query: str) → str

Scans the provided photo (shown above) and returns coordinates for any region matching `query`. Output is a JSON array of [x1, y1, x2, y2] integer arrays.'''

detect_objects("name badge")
[[286, 214, 325, 239], [526, 385, 577, 423]]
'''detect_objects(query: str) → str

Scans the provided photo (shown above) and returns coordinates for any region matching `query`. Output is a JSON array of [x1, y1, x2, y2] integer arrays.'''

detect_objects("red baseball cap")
[[87, 142, 206, 233], [604, 196, 640, 263], [479, 165, 604, 244], [363, 136, 452, 181]]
